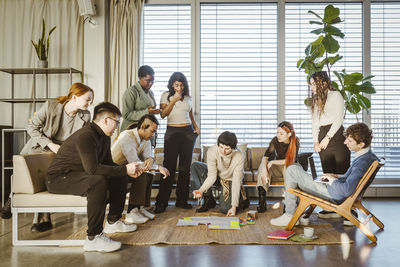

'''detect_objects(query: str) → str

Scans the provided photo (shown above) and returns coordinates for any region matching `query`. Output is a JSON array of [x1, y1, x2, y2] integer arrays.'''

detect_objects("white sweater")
[[312, 90, 344, 142], [199, 145, 244, 207]]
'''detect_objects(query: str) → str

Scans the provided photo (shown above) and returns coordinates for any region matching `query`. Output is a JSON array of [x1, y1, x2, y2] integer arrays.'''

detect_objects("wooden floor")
[[0, 198, 399, 267]]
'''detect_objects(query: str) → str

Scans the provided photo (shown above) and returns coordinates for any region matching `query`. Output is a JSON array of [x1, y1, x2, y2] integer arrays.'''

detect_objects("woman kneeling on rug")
[[191, 131, 249, 216]]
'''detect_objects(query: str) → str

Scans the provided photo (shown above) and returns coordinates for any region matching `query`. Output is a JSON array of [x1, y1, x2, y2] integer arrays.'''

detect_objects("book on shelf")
[[267, 229, 296, 240]]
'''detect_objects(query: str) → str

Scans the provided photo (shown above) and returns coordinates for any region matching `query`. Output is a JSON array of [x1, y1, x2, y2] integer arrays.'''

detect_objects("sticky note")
[[230, 221, 239, 229], [183, 217, 192, 221]]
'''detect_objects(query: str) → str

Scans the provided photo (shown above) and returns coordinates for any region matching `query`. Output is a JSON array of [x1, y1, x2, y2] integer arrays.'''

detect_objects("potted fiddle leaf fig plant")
[[297, 5, 376, 118], [31, 18, 56, 68]]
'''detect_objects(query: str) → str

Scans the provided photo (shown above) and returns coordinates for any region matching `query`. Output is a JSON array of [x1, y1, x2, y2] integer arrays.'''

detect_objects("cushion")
[[13, 191, 87, 207], [249, 147, 266, 170], [12, 153, 55, 194]]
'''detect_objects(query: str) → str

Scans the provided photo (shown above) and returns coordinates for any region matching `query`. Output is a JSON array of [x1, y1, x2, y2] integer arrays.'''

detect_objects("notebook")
[[308, 156, 329, 183], [267, 230, 296, 240]]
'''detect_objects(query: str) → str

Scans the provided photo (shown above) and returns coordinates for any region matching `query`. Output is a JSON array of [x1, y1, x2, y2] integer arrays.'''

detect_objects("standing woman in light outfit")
[[310, 71, 350, 175], [154, 72, 200, 213], [21, 83, 94, 232]]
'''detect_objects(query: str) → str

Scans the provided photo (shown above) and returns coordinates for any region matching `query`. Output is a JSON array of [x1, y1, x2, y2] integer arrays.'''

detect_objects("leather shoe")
[[154, 203, 167, 214], [1, 198, 12, 219], [175, 202, 193, 209], [31, 221, 53, 232]]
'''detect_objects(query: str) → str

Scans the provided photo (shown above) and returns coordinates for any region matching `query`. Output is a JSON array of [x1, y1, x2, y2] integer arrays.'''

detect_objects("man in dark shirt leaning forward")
[[46, 102, 141, 252]]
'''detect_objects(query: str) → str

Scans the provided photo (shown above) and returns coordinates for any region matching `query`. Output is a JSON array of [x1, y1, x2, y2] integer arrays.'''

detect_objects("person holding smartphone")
[[154, 72, 200, 213]]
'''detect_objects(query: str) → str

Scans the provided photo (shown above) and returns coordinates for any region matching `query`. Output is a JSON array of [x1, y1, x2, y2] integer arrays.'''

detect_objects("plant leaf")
[[360, 81, 376, 94], [309, 20, 323, 25], [49, 26, 56, 36], [311, 28, 325, 35], [305, 44, 312, 56], [328, 54, 342, 65], [322, 34, 340, 53], [297, 59, 305, 69], [323, 5, 340, 24], [362, 75, 374, 81], [324, 25, 345, 38], [356, 94, 371, 109], [349, 97, 361, 114], [308, 10, 322, 20]]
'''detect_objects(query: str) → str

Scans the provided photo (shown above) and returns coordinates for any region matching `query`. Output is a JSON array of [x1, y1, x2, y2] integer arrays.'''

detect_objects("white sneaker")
[[125, 208, 149, 224], [140, 206, 156, 220], [270, 213, 300, 227], [103, 220, 137, 234], [83, 233, 121, 252]]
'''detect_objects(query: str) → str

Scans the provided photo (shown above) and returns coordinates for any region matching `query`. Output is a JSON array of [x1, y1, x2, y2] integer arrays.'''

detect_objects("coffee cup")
[[300, 215, 309, 226], [303, 227, 314, 238]]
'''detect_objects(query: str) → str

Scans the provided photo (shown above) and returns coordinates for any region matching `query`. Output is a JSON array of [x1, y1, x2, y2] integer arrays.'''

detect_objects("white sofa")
[[12, 152, 87, 246]]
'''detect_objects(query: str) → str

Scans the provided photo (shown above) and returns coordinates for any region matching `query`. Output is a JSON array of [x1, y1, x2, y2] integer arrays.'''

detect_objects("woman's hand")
[[226, 206, 237, 217], [193, 127, 200, 135], [193, 190, 203, 199], [314, 142, 321, 153], [319, 136, 331, 150], [159, 166, 170, 179], [171, 91, 182, 102], [260, 170, 269, 185], [47, 143, 61, 153]]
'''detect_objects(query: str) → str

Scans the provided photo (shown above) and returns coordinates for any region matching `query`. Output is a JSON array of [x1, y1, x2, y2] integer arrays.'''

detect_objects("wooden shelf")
[[0, 68, 81, 75], [0, 98, 51, 103]]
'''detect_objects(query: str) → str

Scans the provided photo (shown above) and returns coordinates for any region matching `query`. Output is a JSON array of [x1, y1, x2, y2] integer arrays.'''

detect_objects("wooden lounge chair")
[[285, 159, 385, 243]]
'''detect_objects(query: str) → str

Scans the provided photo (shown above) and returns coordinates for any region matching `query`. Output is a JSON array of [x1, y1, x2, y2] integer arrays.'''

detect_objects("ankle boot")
[[257, 187, 267, 213], [196, 194, 216, 212]]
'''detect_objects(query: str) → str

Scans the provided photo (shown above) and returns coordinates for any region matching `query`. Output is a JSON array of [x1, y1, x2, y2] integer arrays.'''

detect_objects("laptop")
[[308, 156, 329, 183]]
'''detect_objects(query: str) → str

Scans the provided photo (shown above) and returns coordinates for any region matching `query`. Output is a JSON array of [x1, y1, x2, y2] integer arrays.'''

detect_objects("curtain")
[[0, 0, 83, 128], [107, 0, 144, 107]]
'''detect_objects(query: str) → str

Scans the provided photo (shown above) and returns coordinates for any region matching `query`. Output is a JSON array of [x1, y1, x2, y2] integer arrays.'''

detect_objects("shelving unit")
[[0, 67, 82, 206]]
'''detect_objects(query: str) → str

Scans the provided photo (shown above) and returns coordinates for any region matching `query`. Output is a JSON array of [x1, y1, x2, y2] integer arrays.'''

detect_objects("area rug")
[[67, 203, 352, 245]]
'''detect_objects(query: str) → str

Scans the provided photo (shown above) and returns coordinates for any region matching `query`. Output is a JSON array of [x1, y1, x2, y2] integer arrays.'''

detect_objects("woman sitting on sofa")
[[20, 83, 94, 232], [256, 121, 300, 213], [191, 131, 249, 216]]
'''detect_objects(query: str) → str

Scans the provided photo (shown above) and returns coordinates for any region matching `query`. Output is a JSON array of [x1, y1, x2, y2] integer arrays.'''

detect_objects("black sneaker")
[[154, 203, 167, 214], [175, 202, 193, 209], [343, 210, 358, 226], [318, 210, 341, 219]]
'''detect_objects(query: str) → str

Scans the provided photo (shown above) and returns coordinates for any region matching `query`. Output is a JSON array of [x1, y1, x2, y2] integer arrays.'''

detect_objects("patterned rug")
[[67, 203, 352, 245]]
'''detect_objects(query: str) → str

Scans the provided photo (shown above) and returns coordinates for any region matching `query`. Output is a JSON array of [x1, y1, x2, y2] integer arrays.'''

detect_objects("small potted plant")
[[31, 18, 56, 68]]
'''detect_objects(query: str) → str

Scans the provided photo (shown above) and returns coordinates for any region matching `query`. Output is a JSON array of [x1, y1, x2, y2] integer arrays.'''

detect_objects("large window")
[[142, 4, 191, 145], [142, 1, 400, 180], [371, 2, 400, 179], [285, 3, 362, 170], [200, 3, 278, 146]]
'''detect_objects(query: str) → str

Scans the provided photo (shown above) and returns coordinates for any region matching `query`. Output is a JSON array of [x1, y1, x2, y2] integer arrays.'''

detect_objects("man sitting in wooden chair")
[[270, 122, 378, 227]]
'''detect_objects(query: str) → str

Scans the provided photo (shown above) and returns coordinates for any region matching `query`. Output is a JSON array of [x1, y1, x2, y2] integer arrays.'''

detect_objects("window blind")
[[142, 4, 191, 146], [200, 2, 278, 147], [371, 2, 400, 179]]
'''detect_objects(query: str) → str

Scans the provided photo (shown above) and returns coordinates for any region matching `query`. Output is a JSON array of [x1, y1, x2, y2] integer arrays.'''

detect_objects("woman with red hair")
[[19, 82, 94, 232], [256, 121, 300, 212]]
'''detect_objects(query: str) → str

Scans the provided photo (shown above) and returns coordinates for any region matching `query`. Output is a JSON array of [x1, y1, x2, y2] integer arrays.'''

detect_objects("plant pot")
[[37, 60, 48, 68]]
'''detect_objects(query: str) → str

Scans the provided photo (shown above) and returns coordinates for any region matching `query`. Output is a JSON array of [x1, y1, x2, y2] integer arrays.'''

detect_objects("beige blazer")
[[20, 99, 91, 154]]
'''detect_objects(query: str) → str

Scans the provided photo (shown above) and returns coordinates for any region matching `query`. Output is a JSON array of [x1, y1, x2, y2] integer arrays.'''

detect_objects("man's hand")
[[314, 142, 321, 153], [148, 106, 161, 115], [319, 136, 331, 150], [47, 143, 61, 153], [159, 166, 170, 179], [143, 158, 154, 171], [321, 173, 338, 185], [193, 190, 203, 199], [126, 162, 142, 178], [226, 206, 237, 217]]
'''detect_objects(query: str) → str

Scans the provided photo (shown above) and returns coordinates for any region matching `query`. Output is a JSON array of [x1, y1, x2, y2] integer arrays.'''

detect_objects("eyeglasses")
[[107, 117, 120, 125]]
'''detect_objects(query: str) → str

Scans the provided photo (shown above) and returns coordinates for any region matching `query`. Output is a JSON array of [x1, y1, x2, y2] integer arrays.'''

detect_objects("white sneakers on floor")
[[140, 206, 156, 220], [83, 233, 121, 252], [270, 213, 300, 227], [125, 208, 150, 224], [103, 220, 138, 234], [125, 207, 156, 224]]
